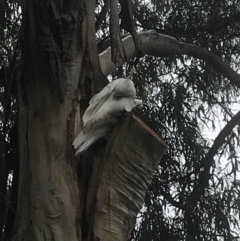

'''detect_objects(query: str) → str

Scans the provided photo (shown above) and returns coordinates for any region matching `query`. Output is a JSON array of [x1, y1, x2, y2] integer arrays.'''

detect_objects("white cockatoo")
[[73, 68, 142, 156]]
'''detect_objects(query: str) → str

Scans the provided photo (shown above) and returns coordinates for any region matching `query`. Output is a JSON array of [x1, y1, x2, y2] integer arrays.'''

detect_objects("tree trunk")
[[12, 1, 85, 240], [11, 1, 168, 241]]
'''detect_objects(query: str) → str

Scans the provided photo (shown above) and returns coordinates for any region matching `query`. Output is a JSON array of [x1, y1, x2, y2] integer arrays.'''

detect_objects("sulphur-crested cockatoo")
[[73, 69, 142, 156]]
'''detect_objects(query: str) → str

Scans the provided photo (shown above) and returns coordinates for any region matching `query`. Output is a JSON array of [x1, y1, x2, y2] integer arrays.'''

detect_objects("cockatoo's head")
[[114, 78, 136, 98]]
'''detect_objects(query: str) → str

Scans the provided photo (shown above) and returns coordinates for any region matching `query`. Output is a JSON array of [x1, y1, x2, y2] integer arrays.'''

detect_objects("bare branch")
[[95, 0, 110, 31], [87, 0, 109, 94], [119, 0, 141, 52], [110, 0, 126, 64], [99, 30, 240, 89]]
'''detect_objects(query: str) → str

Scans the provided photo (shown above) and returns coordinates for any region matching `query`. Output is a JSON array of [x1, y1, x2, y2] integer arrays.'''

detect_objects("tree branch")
[[99, 30, 240, 89], [110, 0, 126, 64], [87, 0, 109, 94], [119, 0, 141, 52], [97, 33, 130, 53], [188, 110, 240, 205], [184, 110, 240, 239], [95, 0, 110, 31]]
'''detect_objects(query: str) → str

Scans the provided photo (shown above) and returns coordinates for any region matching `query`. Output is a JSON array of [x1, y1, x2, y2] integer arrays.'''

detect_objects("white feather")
[[74, 126, 110, 156], [83, 78, 136, 125], [73, 77, 142, 156]]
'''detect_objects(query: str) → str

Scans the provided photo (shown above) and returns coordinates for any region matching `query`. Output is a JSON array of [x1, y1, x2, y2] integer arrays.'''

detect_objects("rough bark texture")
[[87, 114, 168, 241], [13, 1, 85, 240], [15, 65, 81, 241]]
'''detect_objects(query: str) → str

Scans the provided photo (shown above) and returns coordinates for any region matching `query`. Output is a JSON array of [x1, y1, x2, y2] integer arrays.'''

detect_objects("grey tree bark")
[[12, 1, 85, 240], [11, 1, 167, 241]]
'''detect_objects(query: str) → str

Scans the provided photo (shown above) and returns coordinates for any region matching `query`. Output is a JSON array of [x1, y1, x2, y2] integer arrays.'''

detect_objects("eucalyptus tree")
[[0, 0, 240, 241]]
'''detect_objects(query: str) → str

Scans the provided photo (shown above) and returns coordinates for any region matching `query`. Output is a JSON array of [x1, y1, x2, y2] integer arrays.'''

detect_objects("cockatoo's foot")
[[118, 112, 127, 122]]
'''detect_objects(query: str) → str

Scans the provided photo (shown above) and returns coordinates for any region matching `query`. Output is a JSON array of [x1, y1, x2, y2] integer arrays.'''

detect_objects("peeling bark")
[[99, 30, 240, 88], [87, 114, 168, 241]]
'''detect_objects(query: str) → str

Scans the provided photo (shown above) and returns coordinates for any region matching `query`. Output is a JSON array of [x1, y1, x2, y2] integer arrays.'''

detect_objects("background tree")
[[1, 0, 240, 241]]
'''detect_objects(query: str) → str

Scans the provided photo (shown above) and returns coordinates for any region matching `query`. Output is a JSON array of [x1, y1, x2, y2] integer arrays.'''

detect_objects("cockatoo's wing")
[[84, 97, 141, 131], [83, 79, 122, 124], [84, 96, 121, 131], [83, 93, 114, 130], [73, 125, 111, 156], [83, 78, 137, 125], [73, 130, 86, 149], [89, 79, 121, 104], [73, 97, 142, 155]]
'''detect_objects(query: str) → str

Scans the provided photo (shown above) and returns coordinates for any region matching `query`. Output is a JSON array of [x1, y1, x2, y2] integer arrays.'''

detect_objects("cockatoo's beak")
[[134, 99, 142, 106], [133, 99, 142, 111]]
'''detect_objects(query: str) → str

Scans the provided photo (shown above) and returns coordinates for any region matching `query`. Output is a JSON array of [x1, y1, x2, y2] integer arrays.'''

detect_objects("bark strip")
[[87, 114, 168, 241]]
